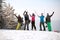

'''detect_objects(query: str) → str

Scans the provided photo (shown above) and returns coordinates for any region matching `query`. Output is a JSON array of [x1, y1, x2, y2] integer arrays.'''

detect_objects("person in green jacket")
[[46, 12, 54, 31]]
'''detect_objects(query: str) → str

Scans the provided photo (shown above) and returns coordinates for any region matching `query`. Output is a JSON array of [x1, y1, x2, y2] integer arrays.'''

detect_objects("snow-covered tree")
[[0, 1, 18, 29]]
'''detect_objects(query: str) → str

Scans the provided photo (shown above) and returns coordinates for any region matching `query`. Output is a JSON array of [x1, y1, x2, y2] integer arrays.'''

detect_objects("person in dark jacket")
[[14, 14, 22, 30], [46, 12, 54, 31], [23, 10, 29, 30]]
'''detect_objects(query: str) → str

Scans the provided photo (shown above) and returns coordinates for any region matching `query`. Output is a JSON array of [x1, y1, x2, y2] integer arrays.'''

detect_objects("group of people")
[[14, 10, 54, 31]]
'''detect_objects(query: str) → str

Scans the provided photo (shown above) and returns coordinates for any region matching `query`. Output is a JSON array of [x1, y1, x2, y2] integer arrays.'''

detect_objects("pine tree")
[[0, 1, 18, 29]]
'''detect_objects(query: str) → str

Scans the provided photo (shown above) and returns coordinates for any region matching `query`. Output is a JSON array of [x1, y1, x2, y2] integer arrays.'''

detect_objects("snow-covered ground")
[[0, 30, 60, 40]]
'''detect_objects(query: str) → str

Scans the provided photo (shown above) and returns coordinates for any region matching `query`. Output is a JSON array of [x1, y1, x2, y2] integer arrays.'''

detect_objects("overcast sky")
[[5, 0, 60, 20]]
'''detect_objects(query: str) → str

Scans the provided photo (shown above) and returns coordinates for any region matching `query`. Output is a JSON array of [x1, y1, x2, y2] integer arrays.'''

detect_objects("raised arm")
[[34, 11, 40, 17], [37, 14, 40, 17], [50, 12, 54, 17], [13, 14, 18, 18], [29, 14, 32, 17], [23, 11, 26, 15]]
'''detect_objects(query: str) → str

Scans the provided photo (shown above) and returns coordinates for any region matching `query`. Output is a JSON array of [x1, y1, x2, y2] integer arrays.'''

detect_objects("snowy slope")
[[0, 30, 60, 40]]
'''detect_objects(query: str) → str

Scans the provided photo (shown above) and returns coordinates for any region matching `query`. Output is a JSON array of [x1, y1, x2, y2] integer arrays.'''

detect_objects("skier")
[[46, 12, 54, 31], [37, 13, 46, 31], [23, 10, 30, 30], [29, 13, 36, 30], [14, 14, 23, 30]]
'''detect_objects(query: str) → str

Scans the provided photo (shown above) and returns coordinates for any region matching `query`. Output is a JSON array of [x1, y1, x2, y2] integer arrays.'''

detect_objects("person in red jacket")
[[30, 13, 36, 30]]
